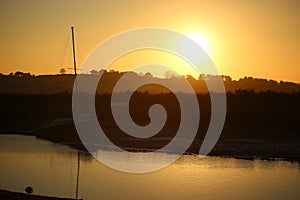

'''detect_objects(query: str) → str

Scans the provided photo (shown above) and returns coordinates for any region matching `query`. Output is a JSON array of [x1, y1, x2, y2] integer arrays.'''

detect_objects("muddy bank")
[[0, 189, 80, 200], [33, 122, 300, 164]]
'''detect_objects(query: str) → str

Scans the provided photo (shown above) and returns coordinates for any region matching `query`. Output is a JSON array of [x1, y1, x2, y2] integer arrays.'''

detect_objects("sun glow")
[[186, 33, 209, 52]]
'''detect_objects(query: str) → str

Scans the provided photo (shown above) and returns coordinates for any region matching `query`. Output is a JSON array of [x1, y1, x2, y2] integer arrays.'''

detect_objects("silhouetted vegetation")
[[1, 90, 299, 136], [0, 71, 299, 94]]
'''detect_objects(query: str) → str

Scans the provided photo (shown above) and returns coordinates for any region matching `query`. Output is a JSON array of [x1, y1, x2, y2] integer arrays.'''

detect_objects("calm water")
[[0, 135, 299, 200]]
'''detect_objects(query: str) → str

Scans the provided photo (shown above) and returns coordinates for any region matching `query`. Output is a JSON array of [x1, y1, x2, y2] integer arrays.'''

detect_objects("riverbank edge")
[[1, 132, 299, 164], [0, 189, 81, 200]]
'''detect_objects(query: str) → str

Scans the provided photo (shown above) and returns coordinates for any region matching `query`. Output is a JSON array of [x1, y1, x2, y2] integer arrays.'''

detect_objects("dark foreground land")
[[0, 190, 80, 200], [0, 91, 300, 162]]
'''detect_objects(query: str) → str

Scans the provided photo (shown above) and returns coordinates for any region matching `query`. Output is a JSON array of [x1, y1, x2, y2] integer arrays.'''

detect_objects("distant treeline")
[[0, 71, 299, 94]]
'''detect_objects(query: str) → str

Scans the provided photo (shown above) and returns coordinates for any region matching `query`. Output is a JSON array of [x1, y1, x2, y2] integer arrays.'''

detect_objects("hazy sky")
[[0, 0, 299, 82]]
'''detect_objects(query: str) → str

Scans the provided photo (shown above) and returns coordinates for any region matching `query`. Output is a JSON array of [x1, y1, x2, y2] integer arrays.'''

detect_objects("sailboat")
[[35, 27, 84, 150]]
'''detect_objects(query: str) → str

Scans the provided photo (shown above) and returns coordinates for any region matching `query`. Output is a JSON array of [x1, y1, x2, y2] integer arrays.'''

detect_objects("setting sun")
[[186, 33, 209, 52]]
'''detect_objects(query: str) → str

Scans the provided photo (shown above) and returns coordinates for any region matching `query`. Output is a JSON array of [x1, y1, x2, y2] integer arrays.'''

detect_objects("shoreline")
[[0, 189, 81, 200], [1, 132, 299, 164]]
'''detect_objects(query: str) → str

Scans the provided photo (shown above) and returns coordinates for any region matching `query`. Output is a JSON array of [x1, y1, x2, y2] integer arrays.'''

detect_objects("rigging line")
[[76, 43, 83, 72], [60, 29, 72, 71], [73, 32, 82, 73]]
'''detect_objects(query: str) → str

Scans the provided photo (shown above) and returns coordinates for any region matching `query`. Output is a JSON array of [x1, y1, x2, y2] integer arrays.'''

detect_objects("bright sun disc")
[[187, 33, 209, 52]]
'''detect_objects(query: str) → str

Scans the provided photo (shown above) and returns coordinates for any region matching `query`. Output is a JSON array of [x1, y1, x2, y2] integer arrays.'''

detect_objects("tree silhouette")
[[59, 68, 66, 74]]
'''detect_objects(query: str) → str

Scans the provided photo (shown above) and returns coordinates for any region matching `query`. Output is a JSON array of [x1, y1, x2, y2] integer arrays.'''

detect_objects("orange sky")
[[0, 0, 299, 82]]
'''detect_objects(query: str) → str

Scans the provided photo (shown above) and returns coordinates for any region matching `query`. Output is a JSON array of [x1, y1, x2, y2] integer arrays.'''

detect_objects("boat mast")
[[71, 27, 80, 200], [71, 27, 77, 75]]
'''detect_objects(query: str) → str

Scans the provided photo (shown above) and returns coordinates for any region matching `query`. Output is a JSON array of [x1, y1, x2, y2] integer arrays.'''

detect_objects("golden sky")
[[0, 0, 299, 82]]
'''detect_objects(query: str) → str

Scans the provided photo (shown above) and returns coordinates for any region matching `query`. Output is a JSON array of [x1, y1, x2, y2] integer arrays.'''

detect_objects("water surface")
[[0, 135, 299, 200]]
